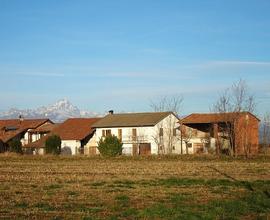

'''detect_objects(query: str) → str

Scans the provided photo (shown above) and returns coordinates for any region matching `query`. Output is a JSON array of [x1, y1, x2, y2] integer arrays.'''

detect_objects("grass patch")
[[14, 202, 28, 208], [43, 184, 63, 190], [35, 202, 55, 211], [139, 191, 270, 219], [112, 180, 136, 189], [114, 195, 130, 210], [90, 181, 107, 187], [154, 177, 241, 188], [67, 191, 79, 197]]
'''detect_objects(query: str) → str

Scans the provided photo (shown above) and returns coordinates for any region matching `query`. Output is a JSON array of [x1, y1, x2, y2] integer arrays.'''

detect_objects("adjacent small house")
[[181, 112, 260, 155], [92, 111, 181, 155], [26, 118, 100, 155], [0, 118, 53, 152]]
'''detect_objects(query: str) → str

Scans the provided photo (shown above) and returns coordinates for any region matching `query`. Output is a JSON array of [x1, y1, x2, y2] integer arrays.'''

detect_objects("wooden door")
[[132, 144, 138, 155], [132, 128, 137, 141], [88, 146, 96, 155], [193, 143, 203, 154], [118, 129, 122, 141], [139, 143, 151, 155]]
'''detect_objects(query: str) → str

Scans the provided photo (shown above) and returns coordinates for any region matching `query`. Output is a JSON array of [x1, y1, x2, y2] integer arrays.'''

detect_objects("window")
[[187, 143, 192, 148], [118, 129, 122, 141], [102, 129, 111, 137], [173, 128, 177, 136], [159, 128, 163, 137], [132, 128, 137, 141], [105, 129, 111, 136]]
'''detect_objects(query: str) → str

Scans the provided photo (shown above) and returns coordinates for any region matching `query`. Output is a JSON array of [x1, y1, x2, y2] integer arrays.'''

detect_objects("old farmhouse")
[[181, 112, 260, 155], [92, 111, 181, 155]]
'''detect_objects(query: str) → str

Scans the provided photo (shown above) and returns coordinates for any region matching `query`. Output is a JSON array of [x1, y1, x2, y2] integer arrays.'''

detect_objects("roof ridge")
[[106, 111, 173, 115]]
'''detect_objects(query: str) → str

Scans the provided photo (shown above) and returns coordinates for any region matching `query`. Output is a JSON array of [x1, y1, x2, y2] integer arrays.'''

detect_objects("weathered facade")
[[93, 111, 181, 155], [181, 112, 260, 155]]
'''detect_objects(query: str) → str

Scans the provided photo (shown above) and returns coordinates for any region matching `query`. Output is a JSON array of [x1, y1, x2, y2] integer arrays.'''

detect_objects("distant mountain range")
[[0, 99, 103, 122]]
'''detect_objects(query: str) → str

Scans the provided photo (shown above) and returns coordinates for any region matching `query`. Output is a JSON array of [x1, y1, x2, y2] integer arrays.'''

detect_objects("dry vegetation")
[[0, 155, 269, 219]]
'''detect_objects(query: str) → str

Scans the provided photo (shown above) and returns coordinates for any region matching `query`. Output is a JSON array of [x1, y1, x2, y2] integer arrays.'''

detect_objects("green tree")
[[97, 135, 123, 157], [45, 135, 61, 155], [9, 139, 23, 154]]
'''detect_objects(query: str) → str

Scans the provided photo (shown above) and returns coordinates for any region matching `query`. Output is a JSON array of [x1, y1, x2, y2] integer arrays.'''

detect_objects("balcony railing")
[[121, 135, 149, 143]]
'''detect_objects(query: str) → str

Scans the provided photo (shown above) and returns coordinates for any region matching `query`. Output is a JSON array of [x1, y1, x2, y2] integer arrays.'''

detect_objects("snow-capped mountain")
[[0, 99, 103, 122]]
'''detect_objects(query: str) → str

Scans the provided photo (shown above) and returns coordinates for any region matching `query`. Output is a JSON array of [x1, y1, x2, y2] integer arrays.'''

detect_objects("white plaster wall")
[[34, 148, 44, 155], [95, 113, 183, 155], [84, 133, 98, 155], [22, 132, 42, 146], [96, 126, 157, 155], [154, 114, 182, 154], [32, 133, 41, 142], [61, 140, 81, 155], [21, 132, 29, 146], [183, 137, 216, 154]]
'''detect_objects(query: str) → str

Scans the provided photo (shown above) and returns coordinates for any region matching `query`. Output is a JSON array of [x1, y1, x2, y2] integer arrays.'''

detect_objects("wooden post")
[[213, 123, 219, 155]]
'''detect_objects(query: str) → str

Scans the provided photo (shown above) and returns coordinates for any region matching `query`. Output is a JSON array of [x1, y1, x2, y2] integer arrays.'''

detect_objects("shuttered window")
[[118, 129, 122, 141], [159, 128, 163, 137], [132, 128, 137, 141], [106, 129, 111, 136], [173, 128, 177, 136]]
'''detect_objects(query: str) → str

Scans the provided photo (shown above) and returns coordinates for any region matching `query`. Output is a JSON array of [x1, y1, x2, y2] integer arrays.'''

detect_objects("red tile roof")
[[29, 123, 59, 133], [0, 119, 51, 143], [52, 118, 100, 140], [25, 118, 101, 148], [181, 112, 260, 124]]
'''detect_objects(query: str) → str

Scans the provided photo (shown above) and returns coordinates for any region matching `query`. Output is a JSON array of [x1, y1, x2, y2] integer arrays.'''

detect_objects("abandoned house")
[[180, 112, 260, 155]]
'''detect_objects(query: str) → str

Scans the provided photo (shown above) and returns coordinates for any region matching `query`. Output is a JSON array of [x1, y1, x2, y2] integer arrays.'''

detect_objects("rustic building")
[[92, 111, 181, 155], [181, 112, 260, 155]]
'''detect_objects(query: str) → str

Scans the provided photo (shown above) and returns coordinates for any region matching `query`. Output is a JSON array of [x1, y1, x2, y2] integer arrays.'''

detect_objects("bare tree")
[[152, 124, 165, 154], [213, 79, 255, 113], [200, 129, 211, 153], [150, 95, 183, 116], [180, 124, 193, 154], [212, 79, 256, 157], [150, 95, 183, 154], [262, 112, 270, 153]]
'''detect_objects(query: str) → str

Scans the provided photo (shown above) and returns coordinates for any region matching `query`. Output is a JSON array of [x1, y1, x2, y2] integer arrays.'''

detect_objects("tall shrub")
[[45, 135, 61, 155], [97, 135, 123, 157], [9, 139, 23, 154]]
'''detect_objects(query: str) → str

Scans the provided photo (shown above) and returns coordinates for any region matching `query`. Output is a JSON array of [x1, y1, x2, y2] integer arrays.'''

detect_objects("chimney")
[[19, 115, 24, 123], [108, 110, 114, 115]]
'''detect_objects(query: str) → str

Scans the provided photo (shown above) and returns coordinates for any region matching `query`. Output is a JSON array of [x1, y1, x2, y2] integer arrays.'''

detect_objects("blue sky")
[[0, 0, 270, 117]]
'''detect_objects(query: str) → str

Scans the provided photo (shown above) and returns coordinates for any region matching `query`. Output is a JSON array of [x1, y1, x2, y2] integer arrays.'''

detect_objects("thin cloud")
[[196, 60, 270, 69], [209, 60, 270, 66], [1, 72, 65, 77]]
